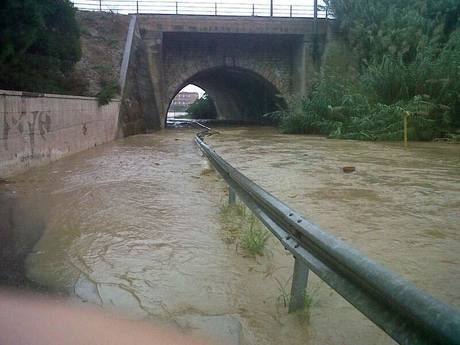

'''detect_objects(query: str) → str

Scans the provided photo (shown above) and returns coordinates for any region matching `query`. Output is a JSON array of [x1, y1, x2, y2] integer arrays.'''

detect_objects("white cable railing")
[[71, 0, 329, 18]]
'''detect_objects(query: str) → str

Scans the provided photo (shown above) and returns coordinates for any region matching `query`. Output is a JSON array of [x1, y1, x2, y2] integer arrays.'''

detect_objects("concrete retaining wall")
[[0, 90, 120, 177]]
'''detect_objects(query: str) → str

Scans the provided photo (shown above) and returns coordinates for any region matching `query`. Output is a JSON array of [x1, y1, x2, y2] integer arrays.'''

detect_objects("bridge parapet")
[[138, 14, 328, 35]]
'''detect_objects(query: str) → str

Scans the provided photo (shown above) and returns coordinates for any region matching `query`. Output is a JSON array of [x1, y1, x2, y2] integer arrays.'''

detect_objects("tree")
[[0, 0, 81, 93], [186, 94, 217, 119]]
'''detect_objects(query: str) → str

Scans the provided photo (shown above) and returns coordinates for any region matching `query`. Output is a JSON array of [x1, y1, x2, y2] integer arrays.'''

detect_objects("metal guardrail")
[[195, 130, 460, 345], [71, 0, 329, 18]]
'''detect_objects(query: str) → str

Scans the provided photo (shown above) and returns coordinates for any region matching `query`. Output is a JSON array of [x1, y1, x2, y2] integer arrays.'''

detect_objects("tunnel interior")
[[168, 66, 285, 125], [163, 32, 293, 126]]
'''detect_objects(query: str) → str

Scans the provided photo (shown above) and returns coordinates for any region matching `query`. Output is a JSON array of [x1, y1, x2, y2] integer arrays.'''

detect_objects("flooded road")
[[2, 127, 459, 345]]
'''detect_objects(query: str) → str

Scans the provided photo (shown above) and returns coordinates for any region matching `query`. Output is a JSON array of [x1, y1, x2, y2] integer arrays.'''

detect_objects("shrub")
[[276, 1, 459, 141], [97, 80, 119, 106]]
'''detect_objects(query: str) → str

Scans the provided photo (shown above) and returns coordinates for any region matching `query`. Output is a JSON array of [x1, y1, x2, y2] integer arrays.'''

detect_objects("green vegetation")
[[274, 0, 460, 141], [219, 201, 269, 256], [275, 276, 317, 324], [97, 79, 119, 106], [0, 0, 81, 94], [240, 215, 270, 256], [186, 93, 217, 119], [219, 202, 247, 225]]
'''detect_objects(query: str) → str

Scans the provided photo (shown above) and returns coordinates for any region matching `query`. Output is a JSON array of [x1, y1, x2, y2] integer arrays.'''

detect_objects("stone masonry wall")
[[119, 16, 162, 135], [121, 15, 331, 128], [162, 32, 296, 106]]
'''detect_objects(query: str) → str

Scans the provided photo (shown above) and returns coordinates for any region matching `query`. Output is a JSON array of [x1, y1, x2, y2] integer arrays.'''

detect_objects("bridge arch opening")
[[167, 84, 216, 121], [165, 66, 286, 127]]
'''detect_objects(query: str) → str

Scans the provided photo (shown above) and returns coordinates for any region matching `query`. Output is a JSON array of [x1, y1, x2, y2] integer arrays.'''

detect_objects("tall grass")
[[275, 276, 317, 324], [219, 202, 269, 256], [240, 215, 269, 256]]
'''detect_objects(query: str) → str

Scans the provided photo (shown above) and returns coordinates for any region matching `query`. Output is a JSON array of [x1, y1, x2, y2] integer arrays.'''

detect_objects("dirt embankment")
[[73, 11, 130, 97]]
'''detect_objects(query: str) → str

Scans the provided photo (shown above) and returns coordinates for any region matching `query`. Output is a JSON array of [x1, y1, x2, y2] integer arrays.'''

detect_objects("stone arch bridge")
[[119, 14, 331, 135]]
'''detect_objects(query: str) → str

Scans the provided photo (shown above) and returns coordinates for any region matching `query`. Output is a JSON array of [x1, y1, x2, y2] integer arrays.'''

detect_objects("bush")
[[276, 1, 459, 141], [97, 80, 119, 106]]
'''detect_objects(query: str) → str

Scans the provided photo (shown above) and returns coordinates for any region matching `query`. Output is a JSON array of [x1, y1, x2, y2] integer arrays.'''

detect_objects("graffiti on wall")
[[2, 110, 51, 155]]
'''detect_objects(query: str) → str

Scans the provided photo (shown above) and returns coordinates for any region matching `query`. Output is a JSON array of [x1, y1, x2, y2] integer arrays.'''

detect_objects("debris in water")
[[342, 166, 356, 173], [200, 160, 213, 175]]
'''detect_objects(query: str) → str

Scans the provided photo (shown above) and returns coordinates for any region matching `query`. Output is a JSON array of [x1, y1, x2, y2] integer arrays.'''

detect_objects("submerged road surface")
[[3, 127, 459, 345]]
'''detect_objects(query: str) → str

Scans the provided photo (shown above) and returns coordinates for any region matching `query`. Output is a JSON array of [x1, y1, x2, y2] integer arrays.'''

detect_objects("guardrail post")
[[252, 3, 255, 16], [228, 187, 236, 205], [288, 256, 309, 312], [290, 5, 292, 17], [136, 1, 139, 14], [175, 2, 178, 14], [270, 0, 273, 16], [214, 3, 217, 15], [99, 0, 102, 11]]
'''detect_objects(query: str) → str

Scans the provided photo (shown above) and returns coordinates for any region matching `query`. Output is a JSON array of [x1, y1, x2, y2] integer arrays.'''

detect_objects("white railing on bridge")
[[70, 0, 329, 18]]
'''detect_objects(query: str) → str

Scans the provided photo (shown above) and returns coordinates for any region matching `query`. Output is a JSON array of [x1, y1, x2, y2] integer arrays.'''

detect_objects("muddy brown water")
[[2, 127, 459, 345]]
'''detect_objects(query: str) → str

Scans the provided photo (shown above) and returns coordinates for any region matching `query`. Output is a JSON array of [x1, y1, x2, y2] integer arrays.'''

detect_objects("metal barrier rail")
[[195, 130, 460, 345], [71, 0, 329, 18]]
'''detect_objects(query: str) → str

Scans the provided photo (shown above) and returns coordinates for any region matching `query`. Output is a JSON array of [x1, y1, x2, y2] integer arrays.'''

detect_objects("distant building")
[[169, 92, 199, 111]]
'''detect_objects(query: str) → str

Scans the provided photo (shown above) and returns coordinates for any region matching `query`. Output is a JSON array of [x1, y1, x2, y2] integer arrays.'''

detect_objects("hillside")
[[72, 11, 130, 97]]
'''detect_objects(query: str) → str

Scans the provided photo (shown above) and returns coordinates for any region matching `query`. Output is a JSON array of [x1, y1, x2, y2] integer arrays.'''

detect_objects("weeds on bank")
[[219, 202, 246, 222], [97, 79, 119, 106], [219, 201, 269, 256], [275, 276, 317, 324], [240, 215, 269, 256]]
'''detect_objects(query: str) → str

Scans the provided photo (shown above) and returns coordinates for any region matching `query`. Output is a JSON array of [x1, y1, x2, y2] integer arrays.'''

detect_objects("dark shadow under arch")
[[165, 66, 286, 126]]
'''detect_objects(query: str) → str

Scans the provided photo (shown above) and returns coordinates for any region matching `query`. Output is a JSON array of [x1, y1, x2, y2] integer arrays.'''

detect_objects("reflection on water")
[[4, 127, 460, 345]]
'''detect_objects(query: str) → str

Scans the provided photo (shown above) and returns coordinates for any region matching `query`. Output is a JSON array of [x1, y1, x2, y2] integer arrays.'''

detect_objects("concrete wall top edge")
[[137, 13, 324, 21], [138, 14, 329, 35], [0, 89, 121, 103]]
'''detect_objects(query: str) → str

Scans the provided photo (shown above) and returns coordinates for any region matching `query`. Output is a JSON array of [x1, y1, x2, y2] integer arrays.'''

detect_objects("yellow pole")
[[403, 111, 409, 148]]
